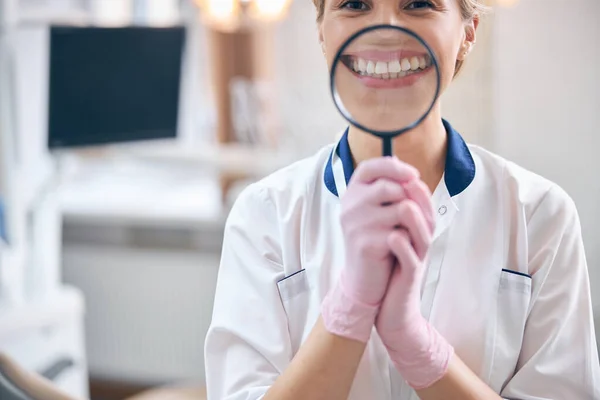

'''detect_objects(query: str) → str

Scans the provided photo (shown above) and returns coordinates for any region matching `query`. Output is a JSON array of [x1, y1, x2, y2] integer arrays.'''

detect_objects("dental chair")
[[0, 352, 77, 400]]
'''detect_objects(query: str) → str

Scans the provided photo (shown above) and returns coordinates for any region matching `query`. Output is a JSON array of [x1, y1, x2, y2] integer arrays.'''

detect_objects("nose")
[[371, 25, 401, 42], [371, 6, 407, 28], [363, 10, 420, 48]]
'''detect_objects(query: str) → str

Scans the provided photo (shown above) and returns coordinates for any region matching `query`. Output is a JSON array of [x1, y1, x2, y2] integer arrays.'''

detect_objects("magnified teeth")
[[366, 61, 375, 74], [358, 58, 367, 73], [410, 56, 420, 71], [347, 54, 431, 79], [375, 61, 388, 74]]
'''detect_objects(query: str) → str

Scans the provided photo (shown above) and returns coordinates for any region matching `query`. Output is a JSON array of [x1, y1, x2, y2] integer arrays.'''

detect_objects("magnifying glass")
[[330, 25, 441, 157]]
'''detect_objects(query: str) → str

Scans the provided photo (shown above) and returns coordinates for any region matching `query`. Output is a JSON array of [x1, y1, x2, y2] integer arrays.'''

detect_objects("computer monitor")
[[47, 25, 186, 149]]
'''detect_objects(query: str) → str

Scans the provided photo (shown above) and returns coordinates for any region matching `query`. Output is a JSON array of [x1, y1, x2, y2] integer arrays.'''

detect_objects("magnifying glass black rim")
[[329, 24, 442, 139]]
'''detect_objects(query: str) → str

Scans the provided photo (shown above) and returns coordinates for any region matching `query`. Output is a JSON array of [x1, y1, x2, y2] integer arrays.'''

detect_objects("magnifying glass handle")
[[383, 137, 393, 157]]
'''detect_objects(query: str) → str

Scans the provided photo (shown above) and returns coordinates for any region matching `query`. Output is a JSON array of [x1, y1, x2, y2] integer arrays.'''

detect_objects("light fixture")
[[195, 0, 292, 31], [494, 0, 520, 7], [89, 0, 134, 26]]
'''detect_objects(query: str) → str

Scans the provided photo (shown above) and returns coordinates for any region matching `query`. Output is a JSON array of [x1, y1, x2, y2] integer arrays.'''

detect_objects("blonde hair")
[[312, 0, 488, 76]]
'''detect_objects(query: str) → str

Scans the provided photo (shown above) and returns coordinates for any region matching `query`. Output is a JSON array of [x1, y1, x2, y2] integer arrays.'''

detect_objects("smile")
[[341, 53, 433, 80]]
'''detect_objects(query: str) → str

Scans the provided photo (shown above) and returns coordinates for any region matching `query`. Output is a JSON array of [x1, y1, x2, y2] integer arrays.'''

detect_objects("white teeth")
[[358, 58, 367, 73], [366, 61, 375, 74], [401, 58, 412, 72], [410, 56, 420, 71], [375, 61, 388, 74], [351, 55, 428, 78], [389, 60, 401, 73]]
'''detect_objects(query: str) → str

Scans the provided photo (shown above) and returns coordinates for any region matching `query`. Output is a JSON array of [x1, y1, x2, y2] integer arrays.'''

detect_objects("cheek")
[[427, 34, 463, 88], [438, 47, 460, 88], [321, 21, 352, 70]]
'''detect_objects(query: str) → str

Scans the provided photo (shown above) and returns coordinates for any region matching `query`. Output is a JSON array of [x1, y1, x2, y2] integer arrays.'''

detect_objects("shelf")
[[121, 141, 296, 177], [57, 159, 228, 228]]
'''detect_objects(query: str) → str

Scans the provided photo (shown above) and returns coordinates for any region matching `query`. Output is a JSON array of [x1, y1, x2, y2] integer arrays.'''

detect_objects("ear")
[[458, 15, 479, 61]]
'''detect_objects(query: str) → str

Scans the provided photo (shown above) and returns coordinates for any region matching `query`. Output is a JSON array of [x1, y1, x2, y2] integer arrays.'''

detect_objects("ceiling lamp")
[[494, 0, 520, 7], [195, 0, 292, 31]]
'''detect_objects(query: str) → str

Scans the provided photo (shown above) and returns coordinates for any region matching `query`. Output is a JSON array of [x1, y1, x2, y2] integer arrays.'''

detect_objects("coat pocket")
[[277, 269, 310, 302], [277, 269, 314, 354], [489, 269, 532, 392]]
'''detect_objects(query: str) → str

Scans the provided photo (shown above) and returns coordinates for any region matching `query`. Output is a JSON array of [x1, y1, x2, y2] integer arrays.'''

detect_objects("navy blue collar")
[[324, 119, 476, 198]]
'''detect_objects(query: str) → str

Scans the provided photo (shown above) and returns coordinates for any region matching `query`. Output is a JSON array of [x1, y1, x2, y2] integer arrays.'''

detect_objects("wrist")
[[383, 318, 454, 389], [321, 280, 379, 344]]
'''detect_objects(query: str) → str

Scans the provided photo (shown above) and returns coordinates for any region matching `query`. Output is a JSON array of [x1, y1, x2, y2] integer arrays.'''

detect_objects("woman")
[[205, 0, 600, 399]]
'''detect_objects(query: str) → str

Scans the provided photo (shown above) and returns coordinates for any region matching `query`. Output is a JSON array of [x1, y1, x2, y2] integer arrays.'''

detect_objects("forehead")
[[322, 0, 457, 6]]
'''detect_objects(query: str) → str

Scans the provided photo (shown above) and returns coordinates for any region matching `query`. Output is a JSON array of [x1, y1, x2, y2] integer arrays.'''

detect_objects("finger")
[[365, 179, 408, 206], [348, 230, 395, 265], [352, 157, 419, 185], [403, 179, 435, 234], [375, 255, 405, 330], [385, 200, 431, 260], [378, 252, 422, 330], [387, 230, 422, 280], [361, 203, 405, 229]]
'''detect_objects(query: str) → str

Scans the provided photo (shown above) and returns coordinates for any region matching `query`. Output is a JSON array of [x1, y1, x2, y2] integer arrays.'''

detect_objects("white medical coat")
[[205, 120, 600, 399]]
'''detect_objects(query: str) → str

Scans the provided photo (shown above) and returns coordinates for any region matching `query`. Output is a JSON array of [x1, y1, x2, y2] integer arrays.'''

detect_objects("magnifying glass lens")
[[332, 26, 440, 140]]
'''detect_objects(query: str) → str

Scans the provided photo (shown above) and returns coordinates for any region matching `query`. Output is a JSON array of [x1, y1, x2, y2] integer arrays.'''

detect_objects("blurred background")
[[0, 0, 598, 399]]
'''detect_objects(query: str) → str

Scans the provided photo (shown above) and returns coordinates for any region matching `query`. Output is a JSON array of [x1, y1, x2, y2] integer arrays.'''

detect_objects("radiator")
[[62, 223, 222, 385]]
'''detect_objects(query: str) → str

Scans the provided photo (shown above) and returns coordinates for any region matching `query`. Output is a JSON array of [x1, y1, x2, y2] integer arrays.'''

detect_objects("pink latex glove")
[[376, 181, 454, 389], [322, 157, 433, 344]]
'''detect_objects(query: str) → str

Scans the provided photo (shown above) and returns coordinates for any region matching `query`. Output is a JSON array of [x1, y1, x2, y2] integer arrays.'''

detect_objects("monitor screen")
[[48, 26, 186, 149]]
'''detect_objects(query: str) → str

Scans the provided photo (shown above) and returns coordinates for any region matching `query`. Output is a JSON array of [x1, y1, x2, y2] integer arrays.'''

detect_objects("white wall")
[[490, 0, 600, 309]]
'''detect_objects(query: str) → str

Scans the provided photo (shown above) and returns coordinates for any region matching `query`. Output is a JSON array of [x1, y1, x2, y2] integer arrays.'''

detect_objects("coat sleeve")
[[204, 184, 292, 400], [501, 185, 600, 400]]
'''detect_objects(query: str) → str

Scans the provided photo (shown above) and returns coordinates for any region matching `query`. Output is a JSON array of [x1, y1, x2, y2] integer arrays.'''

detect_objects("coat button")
[[438, 205, 447, 215]]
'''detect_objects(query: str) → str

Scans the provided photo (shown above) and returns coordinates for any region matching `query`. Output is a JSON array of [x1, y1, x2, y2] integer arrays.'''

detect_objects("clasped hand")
[[321, 156, 454, 389]]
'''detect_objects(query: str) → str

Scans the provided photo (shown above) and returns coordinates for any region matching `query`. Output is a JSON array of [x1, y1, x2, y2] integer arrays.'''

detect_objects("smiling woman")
[[203, 1, 600, 399]]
